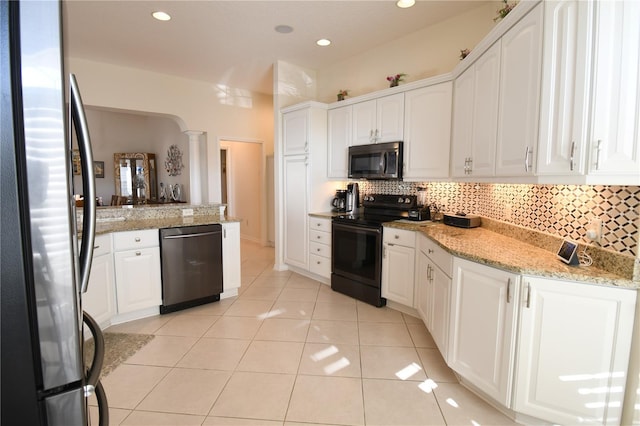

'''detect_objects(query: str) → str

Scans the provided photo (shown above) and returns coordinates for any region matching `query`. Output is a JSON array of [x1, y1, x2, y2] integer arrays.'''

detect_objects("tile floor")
[[94, 240, 517, 425]]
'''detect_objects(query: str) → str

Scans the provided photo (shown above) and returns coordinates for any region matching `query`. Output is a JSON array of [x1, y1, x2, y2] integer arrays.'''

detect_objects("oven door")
[[331, 221, 382, 288]]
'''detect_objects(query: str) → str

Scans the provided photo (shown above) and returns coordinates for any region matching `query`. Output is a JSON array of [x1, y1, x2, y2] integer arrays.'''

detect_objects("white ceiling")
[[63, 1, 488, 95]]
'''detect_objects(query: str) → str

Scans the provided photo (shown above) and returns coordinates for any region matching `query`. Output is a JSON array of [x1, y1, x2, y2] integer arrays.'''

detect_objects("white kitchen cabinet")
[[113, 229, 162, 314], [448, 257, 519, 407], [403, 82, 453, 180], [537, 0, 593, 177], [283, 107, 309, 155], [451, 42, 501, 178], [381, 227, 416, 307], [515, 276, 637, 425], [495, 3, 543, 177], [222, 222, 241, 298], [308, 216, 331, 279], [352, 93, 404, 145], [82, 234, 115, 329], [283, 154, 309, 270], [588, 0, 640, 184], [327, 105, 352, 179]]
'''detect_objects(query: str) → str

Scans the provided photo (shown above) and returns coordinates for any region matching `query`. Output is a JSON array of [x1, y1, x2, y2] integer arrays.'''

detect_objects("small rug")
[[84, 332, 155, 377]]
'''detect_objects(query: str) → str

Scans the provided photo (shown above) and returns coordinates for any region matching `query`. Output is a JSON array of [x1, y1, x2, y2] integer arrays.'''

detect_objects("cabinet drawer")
[[383, 227, 416, 248], [92, 234, 112, 257], [309, 229, 331, 246], [310, 241, 331, 258], [113, 229, 159, 251], [309, 217, 331, 233], [309, 254, 331, 278], [418, 235, 452, 276]]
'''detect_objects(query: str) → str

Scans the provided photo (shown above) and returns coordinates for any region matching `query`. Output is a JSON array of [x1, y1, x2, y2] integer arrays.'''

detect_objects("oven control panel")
[[362, 194, 417, 209]]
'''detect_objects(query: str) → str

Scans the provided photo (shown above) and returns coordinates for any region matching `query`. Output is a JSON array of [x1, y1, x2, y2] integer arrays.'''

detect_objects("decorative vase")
[[390, 81, 398, 88], [337, 94, 345, 101]]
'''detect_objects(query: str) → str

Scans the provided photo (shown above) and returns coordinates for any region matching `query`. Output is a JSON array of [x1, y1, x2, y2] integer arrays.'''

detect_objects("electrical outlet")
[[586, 218, 603, 243], [182, 208, 194, 217]]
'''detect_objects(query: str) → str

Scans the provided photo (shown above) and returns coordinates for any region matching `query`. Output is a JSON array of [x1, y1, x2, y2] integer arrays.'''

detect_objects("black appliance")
[[443, 212, 481, 228], [348, 141, 403, 180], [331, 189, 347, 212], [160, 224, 224, 314], [408, 207, 431, 221], [331, 194, 417, 307], [1, 1, 108, 424]]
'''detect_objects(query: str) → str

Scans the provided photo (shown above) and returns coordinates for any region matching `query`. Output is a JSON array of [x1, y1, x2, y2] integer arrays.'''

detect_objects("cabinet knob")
[[394, 235, 400, 239], [428, 249, 434, 254], [317, 248, 321, 252], [135, 237, 141, 242], [317, 261, 321, 265], [317, 235, 321, 239], [94, 245, 100, 250], [135, 251, 141, 256], [316, 223, 321, 227]]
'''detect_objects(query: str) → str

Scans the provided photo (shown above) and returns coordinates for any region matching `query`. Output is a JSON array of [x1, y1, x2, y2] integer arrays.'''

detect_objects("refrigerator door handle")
[[70, 74, 96, 294], [82, 311, 104, 387]]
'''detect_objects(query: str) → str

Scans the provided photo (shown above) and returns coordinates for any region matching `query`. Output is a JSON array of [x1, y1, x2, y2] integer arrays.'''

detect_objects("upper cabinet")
[[327, 105, 352, 179], [352, 93, 404, 145], [403, 82, 453, 180], [283, 108, 310, 156]]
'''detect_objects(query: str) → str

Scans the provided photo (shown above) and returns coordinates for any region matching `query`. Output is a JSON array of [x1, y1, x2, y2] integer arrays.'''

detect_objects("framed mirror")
[[113, 153, 157, 204]]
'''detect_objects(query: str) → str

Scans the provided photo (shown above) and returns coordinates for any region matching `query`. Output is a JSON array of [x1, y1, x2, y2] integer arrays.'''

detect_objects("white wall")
[[67, 57, 273, 204]]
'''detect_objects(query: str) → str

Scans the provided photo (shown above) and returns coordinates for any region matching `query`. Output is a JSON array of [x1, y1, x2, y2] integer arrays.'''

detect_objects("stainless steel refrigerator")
[[1, 0, 107, 424]]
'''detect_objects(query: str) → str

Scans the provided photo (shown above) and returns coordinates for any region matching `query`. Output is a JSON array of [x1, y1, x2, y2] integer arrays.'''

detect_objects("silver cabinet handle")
[[595, 140, 602, 170], [525, 283, 531, 308], [428, 249, 434, 254], [570, 141, 576, 171], [524, 146, 532, 172], [93, 245, 100, 250], [135, 237, 141, 242], [135, 251, 142, 256], [506, 278, 511, 303], [383, 245, 387, 259], [224, 228, 227, 238]]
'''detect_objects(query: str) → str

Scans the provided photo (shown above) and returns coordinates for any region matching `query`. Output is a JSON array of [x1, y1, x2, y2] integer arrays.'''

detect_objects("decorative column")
[[184, 130, 204, 205]]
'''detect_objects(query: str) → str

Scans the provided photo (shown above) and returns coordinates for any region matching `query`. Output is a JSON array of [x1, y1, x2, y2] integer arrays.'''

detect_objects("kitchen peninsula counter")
[[384, 220, 639, 289]]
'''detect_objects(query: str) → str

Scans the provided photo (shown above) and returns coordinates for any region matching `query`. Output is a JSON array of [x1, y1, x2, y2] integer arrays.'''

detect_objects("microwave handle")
[[381, 152, 387, 174]]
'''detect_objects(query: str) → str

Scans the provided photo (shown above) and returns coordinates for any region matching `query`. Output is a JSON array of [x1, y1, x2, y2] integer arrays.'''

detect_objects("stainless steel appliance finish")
[[160, 224, 224, 314], [1, 1, 107, 423], [443, 213, 481, 228], [331, 194, 418, 307], [348, 141, 403, 180], [346, 182, 360, 214]]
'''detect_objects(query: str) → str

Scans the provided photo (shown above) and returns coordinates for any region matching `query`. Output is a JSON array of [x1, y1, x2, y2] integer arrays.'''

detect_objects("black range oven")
[[331, 194, 417, 307]]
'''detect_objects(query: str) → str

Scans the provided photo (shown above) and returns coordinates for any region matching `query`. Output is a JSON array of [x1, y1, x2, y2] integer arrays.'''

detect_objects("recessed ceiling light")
[[316, 39, 331, 47], [152, 11, 171, 21], [275, 25, 294, 34], [396, 0, 415, 8]]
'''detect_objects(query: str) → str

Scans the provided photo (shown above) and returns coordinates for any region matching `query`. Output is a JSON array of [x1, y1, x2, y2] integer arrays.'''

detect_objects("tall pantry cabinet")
[[281, 102, 330, 272]]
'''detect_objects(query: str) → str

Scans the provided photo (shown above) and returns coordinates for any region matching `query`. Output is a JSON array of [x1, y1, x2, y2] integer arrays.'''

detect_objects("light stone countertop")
[[92, 215, 240, 236], [384, 221, 639, 290]]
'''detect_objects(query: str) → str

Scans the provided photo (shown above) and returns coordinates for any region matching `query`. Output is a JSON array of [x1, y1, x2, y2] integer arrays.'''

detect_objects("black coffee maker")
[[331, 189, 347, 212]]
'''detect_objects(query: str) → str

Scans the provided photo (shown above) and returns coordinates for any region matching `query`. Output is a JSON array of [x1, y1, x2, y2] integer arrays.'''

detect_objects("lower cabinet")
[[382, 227, 416, 307], [222, 222, 241, 297], [83, 234, 116, 328], [514, 276, 637, 425], [308, 217, 331, 279], [113, 229, 162, 314], [448, 257, 520, 407]]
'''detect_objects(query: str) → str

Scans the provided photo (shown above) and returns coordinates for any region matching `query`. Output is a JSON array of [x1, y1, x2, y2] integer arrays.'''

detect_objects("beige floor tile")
[[242, 260, 272, 276], [205, 417, 283, 425], [120, 410, 205, 425], [210, 371, 296, 421], [177, 337, 250, 370], [224, 299, 275, 318], [286, 275, 321, 289], [269, 300, 315, 320], [316, 285, 357, 304], [125, 335, 198, 367], [402, 312, 423, 324], [237, 340, 304, 374], [254, 318, 310, 342], [137, 368, 231, 415], [238, 285, 282, 301], [286, 375, 364, 425], [251, 275, 289, 288], [359, 322, 413, 346], [106, 315, 173, 335], [277, 287, 319, 302], [306, 319, 359, 345], [416, 347, 459, 383], [241, 275, 258, 287], [312, 301, 357, 321], [89, 406, 130, 425], [357, 302, 404, 323], [298, 343, 361, 377], [362, 378, 446, 426], [154, 314, 220, 337], [181, 299, 234, 316], [361, 346, 427, 381], [434, 382, 518, 425], [407, 322, 437, 348], [101, 364, 170, 409], [203, 315, 263, 340]]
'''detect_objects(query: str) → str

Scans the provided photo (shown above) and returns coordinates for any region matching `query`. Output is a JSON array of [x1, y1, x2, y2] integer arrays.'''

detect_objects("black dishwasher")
[[159, 224, 223, 314]]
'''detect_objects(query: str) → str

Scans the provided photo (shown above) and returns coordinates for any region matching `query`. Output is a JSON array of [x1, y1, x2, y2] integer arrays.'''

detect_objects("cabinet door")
[[327, 106, 352, 178], [415, 250, 431, 326], [283, 108, 308, 155], [352, 100, 377, 145], [430, 263, 451, 362], [451, 68, 475, 177], [495, 4, 543, 176], [515, 277, 637, 425], [537, 1, 592, 176], [114, 247, 161, 314], [471, 42, 501, 177], [283, 155, 309, 270], [448, 257, 519, 406], [403, 83, 452, 179], [589, 0, 640, 182], [381, 243, 415, 307], [83, 253, 115, 328], [222, 222, 241, 295], [376, 93, 404, 143]]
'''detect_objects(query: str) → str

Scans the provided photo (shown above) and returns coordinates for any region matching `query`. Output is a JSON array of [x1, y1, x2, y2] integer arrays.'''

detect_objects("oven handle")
[[162, 231, 220, 240], [332, 222, 382, 234]]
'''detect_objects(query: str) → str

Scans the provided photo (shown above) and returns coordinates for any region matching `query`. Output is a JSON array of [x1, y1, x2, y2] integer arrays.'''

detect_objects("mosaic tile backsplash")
[[356, 181, 640, 258]]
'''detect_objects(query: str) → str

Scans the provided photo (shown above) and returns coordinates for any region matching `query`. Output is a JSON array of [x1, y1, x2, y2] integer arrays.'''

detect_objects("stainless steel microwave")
[[348, 141, 403, 180]]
